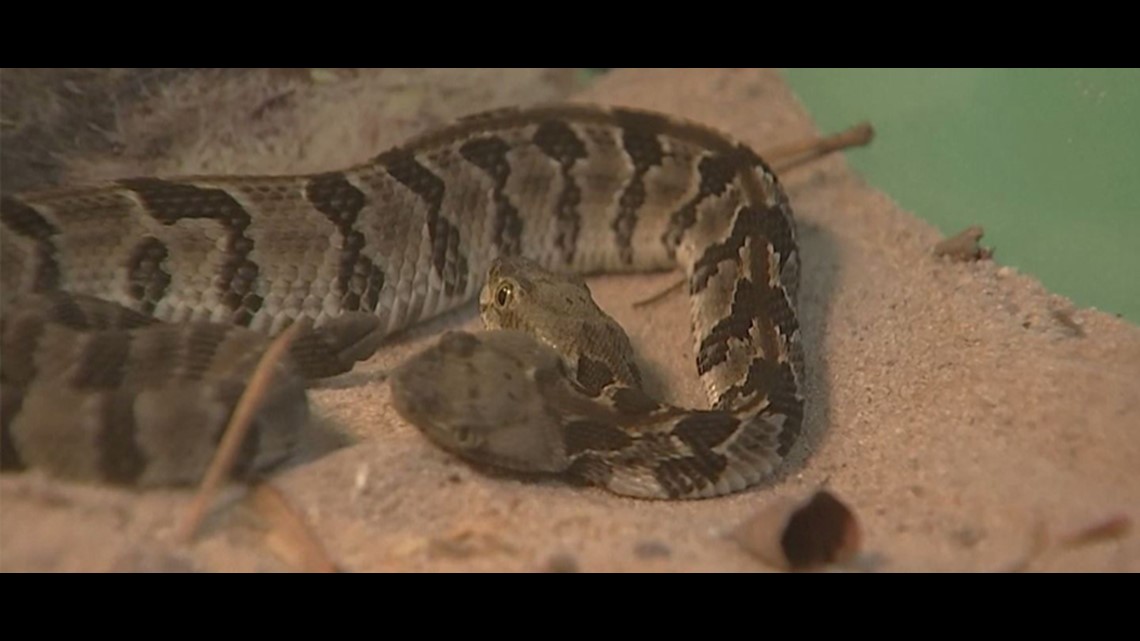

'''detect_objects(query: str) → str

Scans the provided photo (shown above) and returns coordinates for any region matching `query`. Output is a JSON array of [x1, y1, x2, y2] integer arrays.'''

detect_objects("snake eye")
[[495, 282, 513, 308]]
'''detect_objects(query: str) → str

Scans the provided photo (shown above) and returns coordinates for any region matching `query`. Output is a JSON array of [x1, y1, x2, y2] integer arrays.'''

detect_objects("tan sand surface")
[[2, 68, 1136, 572]]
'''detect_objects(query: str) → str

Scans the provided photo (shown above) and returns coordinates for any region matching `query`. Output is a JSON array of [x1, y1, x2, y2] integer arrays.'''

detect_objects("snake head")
[[479, 257, 596, 332], [479, 257, 642, 391]]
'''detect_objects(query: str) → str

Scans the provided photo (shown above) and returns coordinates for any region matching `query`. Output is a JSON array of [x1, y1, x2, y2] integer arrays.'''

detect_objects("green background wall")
[[782, 69, 1138, 322]]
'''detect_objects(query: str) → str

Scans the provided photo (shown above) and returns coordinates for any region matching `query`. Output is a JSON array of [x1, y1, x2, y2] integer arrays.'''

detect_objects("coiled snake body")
[[1, 104, 803, 499]]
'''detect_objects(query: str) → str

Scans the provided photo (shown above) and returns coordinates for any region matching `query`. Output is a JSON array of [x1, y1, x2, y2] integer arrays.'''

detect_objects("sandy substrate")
[[2, 68, 1137, 572]]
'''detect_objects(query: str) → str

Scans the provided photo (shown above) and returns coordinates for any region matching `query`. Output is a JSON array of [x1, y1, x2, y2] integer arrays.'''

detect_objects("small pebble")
[[633, 540, 671, 559], [950, 526, 985, 548], [543, 552, 580, 573]]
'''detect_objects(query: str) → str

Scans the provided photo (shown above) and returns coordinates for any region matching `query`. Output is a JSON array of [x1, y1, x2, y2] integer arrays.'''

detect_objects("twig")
[[247, 482, 340, 573], [632, 277, 686, 309], [1000, 514, 1131, 572], [766, 122, 875, 173], [1058, 514, 1132, 549], [177, 322, 304, 543], [1000, 520, 1051, 573]]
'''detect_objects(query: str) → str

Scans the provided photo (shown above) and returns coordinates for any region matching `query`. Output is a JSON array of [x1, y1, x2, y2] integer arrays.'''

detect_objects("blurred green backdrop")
[[782, 68, 1138, 322]]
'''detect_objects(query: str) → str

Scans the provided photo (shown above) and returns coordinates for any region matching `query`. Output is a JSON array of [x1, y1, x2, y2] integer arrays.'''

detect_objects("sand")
[[2, 68, 1137, 572]]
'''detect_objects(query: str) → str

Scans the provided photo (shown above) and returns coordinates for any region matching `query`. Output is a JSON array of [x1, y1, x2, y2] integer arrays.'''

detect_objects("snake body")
[[1, 104, 804, 499]]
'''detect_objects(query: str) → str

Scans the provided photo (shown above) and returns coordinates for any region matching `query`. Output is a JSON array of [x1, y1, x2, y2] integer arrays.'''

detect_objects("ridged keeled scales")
[[1, 104, 804, 499]]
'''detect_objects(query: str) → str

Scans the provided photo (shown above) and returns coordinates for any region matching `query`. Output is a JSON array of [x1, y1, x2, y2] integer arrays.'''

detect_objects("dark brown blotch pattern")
[[613, 116, 665, 265], [652, 450, 729, 498], [376, 149, 469, 296], [119, 178, 263, 326], [690, 201, 795, 295], [646, 412, 739, 497], [182, 323, 232, 382], [563, 418, 635, 456], [696, 276, 795, 376], [716, 358, 802, 455], [459, 136, 523, 256], [565, 453, 613, 488], [305, 173, 386, 312], [660, 152, 743, 254], [532, 121, 587, 265], [1, 196, 60, 291], [671, 411, 741, 451], [610, 386, 661, 415], [575, 354, 615, 397], [96, 391, 146, 484], [126, 237, 171, 315], [691, 204, 798, 377], [72, 331, 131, 389]]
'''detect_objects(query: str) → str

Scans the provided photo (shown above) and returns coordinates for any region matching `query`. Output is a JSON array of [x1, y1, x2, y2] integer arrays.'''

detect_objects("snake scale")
[[1, 104, 803, 499]]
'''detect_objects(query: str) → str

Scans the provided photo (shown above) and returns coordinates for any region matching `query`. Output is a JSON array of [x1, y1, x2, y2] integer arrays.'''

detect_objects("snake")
[[1, 103, 804, 499]]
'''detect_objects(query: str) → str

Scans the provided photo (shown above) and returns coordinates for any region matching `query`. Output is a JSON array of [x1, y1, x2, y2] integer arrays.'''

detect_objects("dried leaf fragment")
[[1049, 308, 1086, 338], [542, 552, 580, 573], [633, 540, 672, 559], [934, 225, 993, 262], [732, 490, 861, 571]]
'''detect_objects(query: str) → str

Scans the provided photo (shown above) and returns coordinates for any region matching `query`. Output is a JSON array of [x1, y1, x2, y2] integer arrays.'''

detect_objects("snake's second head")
[[389, 330, 573, 475]]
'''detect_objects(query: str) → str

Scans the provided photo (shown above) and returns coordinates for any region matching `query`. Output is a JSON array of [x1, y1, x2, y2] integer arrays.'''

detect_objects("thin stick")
[[766, 122, 875, 173], [1058, 514, 1132, 549], [632, 278, 685, 309], [248, 482, 340, 572], [1000, 520, 1050, 573], [177, 322, 304, 543]]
